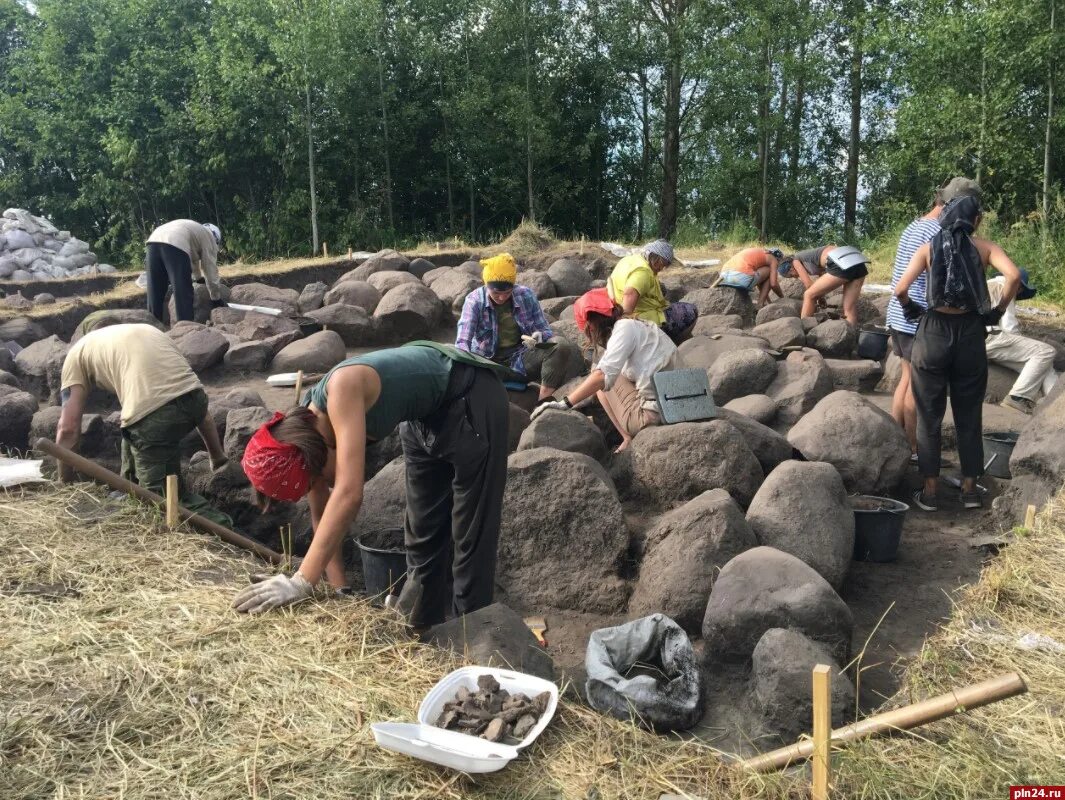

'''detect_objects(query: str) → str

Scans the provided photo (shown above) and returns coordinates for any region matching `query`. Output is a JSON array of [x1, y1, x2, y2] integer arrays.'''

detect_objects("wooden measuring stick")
[[294, 370, 304, 404], [1024, 504, 1036, 529], [347, 246, 353, 259], [165, 474, 179, 529], [812, 664, 832, 800], [322, 242, 329, 258]]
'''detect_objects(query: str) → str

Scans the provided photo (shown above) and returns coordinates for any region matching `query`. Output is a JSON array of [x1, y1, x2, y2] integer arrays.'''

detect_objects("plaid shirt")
[[455, 285, 555, 375]]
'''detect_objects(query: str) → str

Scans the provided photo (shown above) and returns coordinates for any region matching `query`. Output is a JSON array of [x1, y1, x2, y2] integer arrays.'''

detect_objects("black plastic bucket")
[[856, 327, 890, 360], [851, 495, 908, 562], [983, 431, 1019, 479], [357, 529, 407, 601]]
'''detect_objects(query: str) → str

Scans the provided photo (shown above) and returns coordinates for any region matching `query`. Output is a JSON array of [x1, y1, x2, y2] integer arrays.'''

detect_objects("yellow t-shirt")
[[61, 324, 203, 427], [608, 253, 667, 325]]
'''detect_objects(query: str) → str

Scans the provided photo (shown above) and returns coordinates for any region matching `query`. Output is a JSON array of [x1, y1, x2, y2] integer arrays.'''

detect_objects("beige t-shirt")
[[147, 219, 221, 300], [61, 324, 202, 427]]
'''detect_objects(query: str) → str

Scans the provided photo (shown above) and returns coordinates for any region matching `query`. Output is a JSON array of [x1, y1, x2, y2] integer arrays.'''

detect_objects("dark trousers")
[[146, 242, 194, 323], [911, 311, 988, 479], [396, 366, 509, 628]]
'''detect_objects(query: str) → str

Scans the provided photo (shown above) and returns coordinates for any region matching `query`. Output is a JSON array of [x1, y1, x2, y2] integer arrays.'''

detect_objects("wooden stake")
[[347, 246, 353, 260], [165, 474, 179, 529], [1024, 504, 1037, 529], [322, 242, 329, 258], [294, 370, 304, 404], [812, 664, 832, 800]]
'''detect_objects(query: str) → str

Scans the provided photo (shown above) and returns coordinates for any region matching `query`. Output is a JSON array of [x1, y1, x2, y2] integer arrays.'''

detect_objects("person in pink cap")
[[532, 288, 683, 451]]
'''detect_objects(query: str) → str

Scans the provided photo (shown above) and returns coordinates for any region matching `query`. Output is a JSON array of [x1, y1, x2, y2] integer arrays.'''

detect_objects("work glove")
[[210, 298, 227, 309], [982, 307, 1004, 327], [900, 298, 925, 322], [530, 399, 570, 421], [521, 331, 544, 349], [232, 572, 314, 614]]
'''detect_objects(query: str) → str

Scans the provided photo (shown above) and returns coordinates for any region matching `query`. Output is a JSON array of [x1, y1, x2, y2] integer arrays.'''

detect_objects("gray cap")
[[642, 239, 674, 264], [937, 177, 982, 205]]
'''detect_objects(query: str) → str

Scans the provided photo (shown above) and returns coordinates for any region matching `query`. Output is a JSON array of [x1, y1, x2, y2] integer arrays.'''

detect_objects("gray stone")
[[547, 258, 593, 296], [455, 259, 483, 277], [421, 266, 453, 286], [787, 390, 910, 494], [358, 248, 410, 275], [517, 408, 607, 463], [764, 350, 834, 427], [168, 283, 232, 324], [1008, 381, 1065, 512], [751, 628, 855, 742], [71, 309, 164, 342], [407, 257, 436, 279], [4, 293, 32, 310], [708, 349, 778, 405], [630, 420, 764, 508], [539, 295, 578, 319], [497, 448, 630, 613], [745, 461, 855, 588], [508, 403, 531, 453], [714, 407, 793, 474], [430, 270, 482, 313], [297, 281, 329, 313], [677, 334, 769, 372], [0, 385, 38, 450], [983, 363, 1023, 405], [825, 358, 884, 392], [229, 282, 299, 315], [427, 603, 555, 682], [353, 458, 406, 537], [32, 293, 56, 305], [806, 319, 857, 358], [306, 303, 376, 346], [701, 546, 853, 665], [14, 335, 69, 402], [223, 406, 274, 462], [629, 489, 758, 632], [755, 300, 802, 326], [270, 330, 346, 373], [0, 369, 19, 388], [520, 270, 557, 300], [374, 282, 443, 341], [367, 270, 420, 295], [692, 314, 744, 336], [323, 280, 381, 314], [172, 327, 229, 373], [752, 317, 807, 349], [212, 310, 300, 342], [223, 340, 273, 372], [681, 287, 756, 326], [722, 394, 777, 425], [0, 316, 47, 347]]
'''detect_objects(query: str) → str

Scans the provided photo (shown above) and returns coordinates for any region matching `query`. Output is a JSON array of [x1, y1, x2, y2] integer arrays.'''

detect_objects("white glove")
[[232, 572, 314, 614], [521, 331, 544, 348], [530, 400, 569, 421]]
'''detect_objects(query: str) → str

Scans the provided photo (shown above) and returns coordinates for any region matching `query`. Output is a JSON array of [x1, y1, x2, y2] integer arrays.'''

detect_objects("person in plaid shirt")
[[456, 253, 584, 402]]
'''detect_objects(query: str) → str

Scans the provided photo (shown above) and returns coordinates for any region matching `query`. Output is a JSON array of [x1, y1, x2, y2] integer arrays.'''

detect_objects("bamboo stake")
[[322, 242, 329, 258], [165, 474, 180, 529], [1024, 504, 1037, 529], [35, 438, 283, 565], [739, 672, 1027, 773], [347, 246, 353, 260], [294, 370, 304, 404], [811, 665, 831, 800]]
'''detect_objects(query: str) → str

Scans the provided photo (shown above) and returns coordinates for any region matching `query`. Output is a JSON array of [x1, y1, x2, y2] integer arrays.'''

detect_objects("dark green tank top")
[[305, 345, 453, 440]]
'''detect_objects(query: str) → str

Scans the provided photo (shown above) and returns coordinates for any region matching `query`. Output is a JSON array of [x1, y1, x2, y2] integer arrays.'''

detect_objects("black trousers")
[[911, 310, 988, 479], [395, 365, 509, 628], [146, 242, 194, 323]]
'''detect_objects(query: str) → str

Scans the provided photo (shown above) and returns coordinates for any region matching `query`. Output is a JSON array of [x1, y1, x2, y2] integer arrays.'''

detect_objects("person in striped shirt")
[[886, 177, 982, 460]]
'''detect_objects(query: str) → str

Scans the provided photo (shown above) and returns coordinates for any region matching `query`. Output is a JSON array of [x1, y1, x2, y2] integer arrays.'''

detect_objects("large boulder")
[[229, 283, 299, 315], [353, 458, 407, 537], [430, 270, 482, 314], [825, 359, 884, 392], [745, 461, 855, 588], [692, 314, 744, 336], [701, 546, 853, 664], [630, 420, 764, 508], [722, 394, 777, 425], [677, 334, 769, 372], [407, 257, 436, 279], [520, 270, 557, 300], [305, 304, 376, 347], [358, 248, 410, 276], [806, 319, 857, 358], [171, 327, 229, 373], [0, 317, 47, 347], [427, 603, 555, 681], [455, 259, 483, 277], [752, 317, 807, 350], [223, 406, 274, 462], [14, 335, 69, 402], [540, 295, 578, 319], [764, 350, 834, 427], [297, 281, 329, 313], [367, 270, 420, 295], [373, 282, 443, 341], [707, 349, 778, 405], [681, 287, 756, 327], [983, 363, 1024, 405], [547, 258, 592, 296], [70, 309, 164, 342], [0, 385, 39, 450], [628, 489, 758, 632], [517, 408, 607, 464], [714, 408, 793, 474], [323, 280, 381, 314], [1008, 382, 1065, 512], [751, 628, 855, 742], [507, 403, 531, 453], [787, 390, 910, 494], [223, 340, 274, 372], [168, 283, 232, 324], [270, 330, 346, 373], [755, 300, 801, 326], [210, 309, 299, 342], [421, 266, 453, 286], [497, 448, 630, 613]]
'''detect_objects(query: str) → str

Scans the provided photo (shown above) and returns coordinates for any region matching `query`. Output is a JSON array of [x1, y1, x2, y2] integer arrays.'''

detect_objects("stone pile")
[[0, 208, 113, 281], [433, 674, 550, 743]]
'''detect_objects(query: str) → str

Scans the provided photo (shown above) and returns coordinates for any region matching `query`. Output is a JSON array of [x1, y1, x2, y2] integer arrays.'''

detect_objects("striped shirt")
[[886, 217, 941, 335]]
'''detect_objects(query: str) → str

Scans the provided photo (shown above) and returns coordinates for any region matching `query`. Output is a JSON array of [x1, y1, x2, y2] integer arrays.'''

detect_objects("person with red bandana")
[[233, 342, 511, 627]]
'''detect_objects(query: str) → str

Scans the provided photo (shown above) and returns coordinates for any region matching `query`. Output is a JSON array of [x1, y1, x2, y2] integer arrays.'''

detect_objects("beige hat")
[[937, 176, 982, 205]]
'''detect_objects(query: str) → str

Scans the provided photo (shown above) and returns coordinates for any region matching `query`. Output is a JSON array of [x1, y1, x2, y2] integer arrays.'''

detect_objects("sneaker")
[[960, 491, 983, 509], [1000, 395, 1035, 414], [912, 489, 938, 512], [909, 452, 919, 465]]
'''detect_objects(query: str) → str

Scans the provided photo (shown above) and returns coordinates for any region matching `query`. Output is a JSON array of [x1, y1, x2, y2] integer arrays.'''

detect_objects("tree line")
[[0, 0, 1061, 267]]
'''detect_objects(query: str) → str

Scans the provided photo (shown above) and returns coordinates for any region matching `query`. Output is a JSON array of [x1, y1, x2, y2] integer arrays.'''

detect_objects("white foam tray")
[[371, 666, 558, 774]]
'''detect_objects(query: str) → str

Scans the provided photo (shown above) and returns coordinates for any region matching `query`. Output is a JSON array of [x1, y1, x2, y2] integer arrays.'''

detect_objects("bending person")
[[986, 269, 1059, 414], [534, 289, 683, 452], [894, 196, 1020, 512], [608, 239, 698, 344], [456, 252, 583, 402], [718, 247, 785, 308], [798, 245, 867, 325], [234, 342, 509, 627], [56, 323, 231, 525], [146, 219, 225, 323]]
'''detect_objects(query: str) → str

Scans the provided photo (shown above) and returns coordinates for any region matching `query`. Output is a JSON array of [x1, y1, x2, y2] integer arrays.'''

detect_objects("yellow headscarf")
[[481, 253, 517, 285]]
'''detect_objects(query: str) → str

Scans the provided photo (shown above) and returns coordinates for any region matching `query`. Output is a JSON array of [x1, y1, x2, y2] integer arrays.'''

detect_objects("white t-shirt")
[[986, 276, 1020, 333], [596, 318, 683, 410]]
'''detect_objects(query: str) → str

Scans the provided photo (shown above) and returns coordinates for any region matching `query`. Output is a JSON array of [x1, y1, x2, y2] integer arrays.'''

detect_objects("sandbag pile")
[[0, 208, 114, 281]]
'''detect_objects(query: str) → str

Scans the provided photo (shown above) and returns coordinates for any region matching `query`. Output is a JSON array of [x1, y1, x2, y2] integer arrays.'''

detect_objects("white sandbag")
[[50, 255, 74, 270], [96, 263, 116, 273], [55, 230, 71, 242], [59, 238, 90, 257], [11, 247, 45, 267], [4, 229, 36, 250], [31, 214, 58, 234], [0, 256, 17, 278], [41, 238, 63, 252], [11, 269, 32, 281], [67, 252, 97, 268]]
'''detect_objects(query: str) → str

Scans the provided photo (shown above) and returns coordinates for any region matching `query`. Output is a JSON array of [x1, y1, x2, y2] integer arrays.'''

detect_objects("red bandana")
[[241, 412, 312, 502], [573, 288, 615, 332]]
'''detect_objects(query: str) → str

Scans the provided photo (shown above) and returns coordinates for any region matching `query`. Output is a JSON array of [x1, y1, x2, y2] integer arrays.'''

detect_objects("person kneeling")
[[532, 289, 683, 452]]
